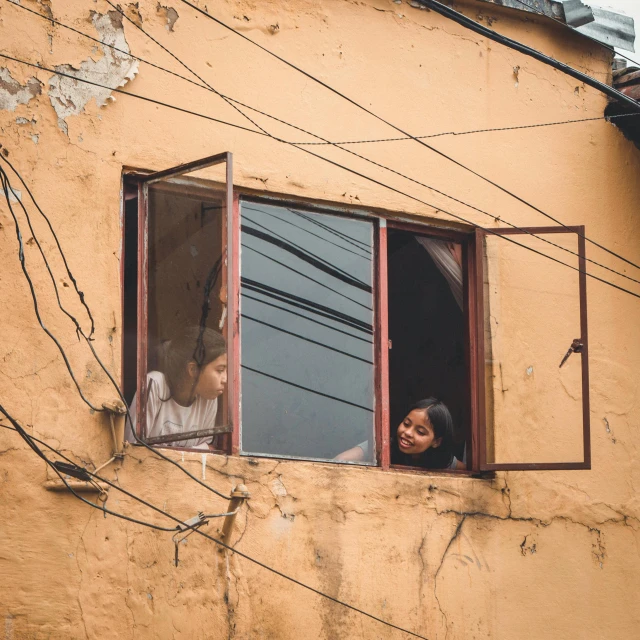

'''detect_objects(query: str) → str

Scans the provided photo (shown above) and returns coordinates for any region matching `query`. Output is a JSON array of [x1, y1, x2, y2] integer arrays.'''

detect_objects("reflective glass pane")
[[483, 231, 585, 464], [240, 202, 375, 462], [142, 181, 228, 449]]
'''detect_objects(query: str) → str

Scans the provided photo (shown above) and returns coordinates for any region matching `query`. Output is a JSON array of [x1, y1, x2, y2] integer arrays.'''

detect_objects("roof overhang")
[[477, 0, 635, 52]]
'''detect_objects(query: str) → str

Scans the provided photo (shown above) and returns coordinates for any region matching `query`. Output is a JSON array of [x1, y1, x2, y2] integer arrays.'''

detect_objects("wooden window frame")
[[124, 155, 591, 474]]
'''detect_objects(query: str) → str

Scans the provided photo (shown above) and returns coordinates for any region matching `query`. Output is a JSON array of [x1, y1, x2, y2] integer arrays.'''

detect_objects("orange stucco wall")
[[1, 1, 639, 638]]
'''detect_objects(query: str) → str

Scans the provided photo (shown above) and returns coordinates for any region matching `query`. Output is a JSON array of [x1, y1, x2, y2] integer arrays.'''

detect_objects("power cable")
[[243, 205, 371, 260], [241, 243, 373, 311], [241, 365, 374, 412], [5, 4, 638, 285], [241, 314, 373, 365], [95, 0, 640, 284], [242, 221, 370, 289], [178, 0, 640, 272], [241, 279, 374, 333], [0, 417, 427, 639], [0, 159, 233, 500], [242, 215, 371, 287], [241, 292, 373, 343], [2, 52, 640, 301], [9, 0, 638, 147]]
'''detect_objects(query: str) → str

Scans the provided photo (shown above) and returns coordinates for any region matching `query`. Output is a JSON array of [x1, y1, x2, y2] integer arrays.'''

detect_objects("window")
[[123, 154, 590, 473]]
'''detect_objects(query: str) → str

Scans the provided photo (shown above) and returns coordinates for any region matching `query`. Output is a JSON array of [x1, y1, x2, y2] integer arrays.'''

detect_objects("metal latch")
[[559, 339, 583, 368]]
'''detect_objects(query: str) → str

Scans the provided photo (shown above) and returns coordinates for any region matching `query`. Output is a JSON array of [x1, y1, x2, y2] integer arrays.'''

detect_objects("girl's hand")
[[334, 445, 366, 462]]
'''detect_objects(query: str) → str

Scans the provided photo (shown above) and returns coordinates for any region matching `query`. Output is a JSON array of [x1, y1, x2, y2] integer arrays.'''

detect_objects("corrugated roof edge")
[[477, 0, 635, 52]]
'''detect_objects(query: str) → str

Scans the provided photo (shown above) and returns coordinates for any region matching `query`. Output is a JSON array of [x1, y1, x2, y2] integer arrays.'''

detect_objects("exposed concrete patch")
[[47, 11, 139, 135], [0, 69, 42, 112], [156, 3, 179, 31]]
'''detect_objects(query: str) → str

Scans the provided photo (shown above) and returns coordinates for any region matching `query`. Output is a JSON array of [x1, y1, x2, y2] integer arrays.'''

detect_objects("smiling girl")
[[125, 327, 227, 450], [335, 397, 463, 469]]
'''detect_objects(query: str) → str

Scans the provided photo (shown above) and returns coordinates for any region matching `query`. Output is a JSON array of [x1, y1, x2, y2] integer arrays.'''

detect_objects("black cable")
[[0, 160, 232, 501], [241, 365, 374, 412], [242, 244, 373, 311], [243, 215, 370, 285], [4, 50, 640, 302], [510, 0, 640, 69], [4, 51, 638, 296], [241, 314, 373, 365], [242, 222, 372, 291], [241, 279, 374, 333], [287, 209, 372, 253], [242, 293, 373, 344], [0, 419, 427, 639], [0, 53, 267, 138], [0, 414, 178, 532], [12, 0, 640, 281], [0, 171, 103, 410], [9, 0, 637, 147], [179, 0, 640, 273], [0, 154, 95, 336], [102, 0, 278, 148], [243, 205, 371, 260]]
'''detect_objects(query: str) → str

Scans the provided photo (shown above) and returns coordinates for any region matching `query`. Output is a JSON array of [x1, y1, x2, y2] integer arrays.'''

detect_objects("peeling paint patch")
[[157, 3, 179, 31], [270, 477, 287, 498], [0, 69, 42, 112], [47, 11, 139, 135], [127, 2, 144, 26]]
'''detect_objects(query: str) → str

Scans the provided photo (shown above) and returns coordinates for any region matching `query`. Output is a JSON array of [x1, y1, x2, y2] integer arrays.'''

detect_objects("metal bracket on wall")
[[218, 484, 251, 550]]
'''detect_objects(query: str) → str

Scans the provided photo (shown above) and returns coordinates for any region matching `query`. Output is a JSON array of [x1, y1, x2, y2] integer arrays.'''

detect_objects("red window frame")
[[132, 153, 234, 447], [125, 155, 591, 474], [474, 226, 591, 472]]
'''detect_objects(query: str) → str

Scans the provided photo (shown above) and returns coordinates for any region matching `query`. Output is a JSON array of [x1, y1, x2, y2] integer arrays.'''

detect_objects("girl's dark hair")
[[392, 397, 455, 469], [162, 327, 226, 395]]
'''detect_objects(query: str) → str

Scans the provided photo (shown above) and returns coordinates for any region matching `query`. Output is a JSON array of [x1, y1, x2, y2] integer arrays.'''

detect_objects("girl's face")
[[192, 353, 227, 400], [397, 408, 442, 455]]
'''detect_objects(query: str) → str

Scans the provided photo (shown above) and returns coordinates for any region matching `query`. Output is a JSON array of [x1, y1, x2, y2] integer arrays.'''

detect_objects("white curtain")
[[415, 237, 463, 310]]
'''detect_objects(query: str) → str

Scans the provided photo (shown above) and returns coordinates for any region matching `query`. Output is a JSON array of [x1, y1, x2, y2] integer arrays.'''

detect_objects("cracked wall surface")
[[0, 0, 639, 638]]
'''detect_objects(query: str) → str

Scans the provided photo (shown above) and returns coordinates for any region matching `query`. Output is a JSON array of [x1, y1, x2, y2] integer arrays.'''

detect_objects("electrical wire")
[[243, 205, 371, 260], [241, 243, 373, 311], [241, 365, 374, 412], [242, 215, 370, 286], [242, 292, 373, 344], [241, 279, 374, 333], [3, 9, 638, 287], [10, 0, 640, 283], [0, 159, 233, 501], [96, 0, 640, 285], [177, 0, 640, 273], [241, 314, 373, 365], [0, 418, 428, 639], [8, 0, 638, 147], [3, 51, 640, 302], [101, 0, 640, 291]]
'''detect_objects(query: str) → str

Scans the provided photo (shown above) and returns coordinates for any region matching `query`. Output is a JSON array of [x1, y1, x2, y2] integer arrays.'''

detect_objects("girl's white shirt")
[[125, 371, 218, 450]]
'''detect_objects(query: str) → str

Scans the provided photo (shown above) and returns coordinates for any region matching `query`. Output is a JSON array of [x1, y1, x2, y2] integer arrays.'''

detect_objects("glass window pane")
[[483, 232, 585, 464], [143, 181, 228, 449], [240, 202, 375, 463]]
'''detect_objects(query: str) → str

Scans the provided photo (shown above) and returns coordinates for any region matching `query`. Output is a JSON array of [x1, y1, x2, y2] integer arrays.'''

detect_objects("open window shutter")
[[136, 153, 235, 447], [476, 226, 590, 471]]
